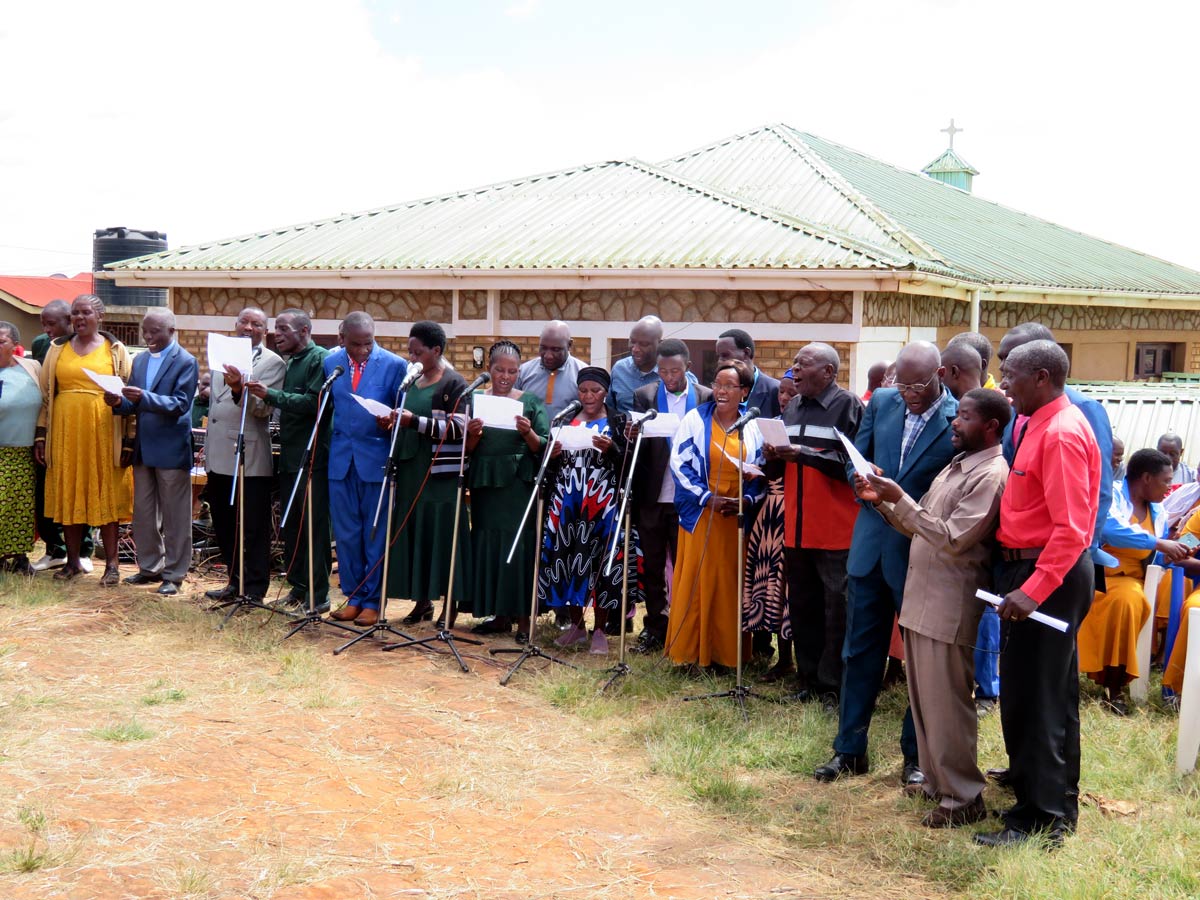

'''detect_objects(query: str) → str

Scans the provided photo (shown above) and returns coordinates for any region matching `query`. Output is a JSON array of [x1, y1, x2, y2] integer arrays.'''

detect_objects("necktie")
[[352, 360, 363, 392], [544, 369, 557, 405]]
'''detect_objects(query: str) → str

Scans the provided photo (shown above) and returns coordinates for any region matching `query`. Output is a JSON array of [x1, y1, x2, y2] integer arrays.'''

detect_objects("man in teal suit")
[[814, 342, 959, 786]]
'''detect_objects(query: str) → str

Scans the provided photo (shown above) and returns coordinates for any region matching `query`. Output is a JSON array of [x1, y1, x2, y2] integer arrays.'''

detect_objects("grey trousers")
[[132, 465, 194, 583], [904, 629, 986, 809]]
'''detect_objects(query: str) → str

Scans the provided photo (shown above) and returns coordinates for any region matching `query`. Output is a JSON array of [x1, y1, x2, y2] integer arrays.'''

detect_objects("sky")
[[2, 0, 1197, 277]]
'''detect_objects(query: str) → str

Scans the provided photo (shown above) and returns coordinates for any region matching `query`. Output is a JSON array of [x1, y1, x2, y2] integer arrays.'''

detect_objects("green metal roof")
[[921, 148, 979, 176], [108, 123, 1200, 298], [662, 125, 1200, 295]]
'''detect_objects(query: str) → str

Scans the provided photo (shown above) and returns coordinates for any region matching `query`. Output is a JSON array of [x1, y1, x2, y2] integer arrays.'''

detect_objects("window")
[[1135, 342, 1178, 379]]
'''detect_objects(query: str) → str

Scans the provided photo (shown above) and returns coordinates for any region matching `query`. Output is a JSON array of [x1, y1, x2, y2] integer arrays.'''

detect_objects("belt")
[[1000, 547, 1043, 562]]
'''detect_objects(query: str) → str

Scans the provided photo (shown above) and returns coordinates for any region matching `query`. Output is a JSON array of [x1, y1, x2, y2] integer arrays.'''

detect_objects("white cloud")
[[504, 0, 539, 18]]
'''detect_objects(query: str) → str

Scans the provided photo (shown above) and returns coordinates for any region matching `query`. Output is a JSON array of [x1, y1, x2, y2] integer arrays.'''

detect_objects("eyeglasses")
[[711, 381, 743, 393], [893, 374, 937, 395]]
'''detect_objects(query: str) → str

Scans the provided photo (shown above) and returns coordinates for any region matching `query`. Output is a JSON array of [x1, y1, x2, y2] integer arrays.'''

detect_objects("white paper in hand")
[[755, 417, 791, 449], [557, 425, 599, 452], [82, 368, 125, 394], [723, 449, 765, 479], [351, 394, 394, 417], [207, 333, 253, 378], [630, 410, 682, 438], [837, 429, 875, 480], [1164, 482, 1200, 528], [473, 393, 523, 430], [975, 589, 1069, 633]]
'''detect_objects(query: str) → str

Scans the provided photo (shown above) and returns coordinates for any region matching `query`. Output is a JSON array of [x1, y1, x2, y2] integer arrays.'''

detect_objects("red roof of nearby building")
[[0, 273, 94, 311]]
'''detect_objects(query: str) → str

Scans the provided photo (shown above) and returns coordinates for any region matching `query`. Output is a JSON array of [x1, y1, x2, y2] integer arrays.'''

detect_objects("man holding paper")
[[630, 339, 711, 652], [323, 312, 407, 622], [203, 308, 285, 603], [765, 342, 862, 702], [976, 339, 1101, 849], [815, 341, 957, 785], [854, 388, 1010, 828]]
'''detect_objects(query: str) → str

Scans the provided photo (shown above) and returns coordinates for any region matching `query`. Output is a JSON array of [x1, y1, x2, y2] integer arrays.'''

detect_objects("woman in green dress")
[[0, 321, 44, 574], [385, 321, 470, 627], [464, 341, 550, 641]]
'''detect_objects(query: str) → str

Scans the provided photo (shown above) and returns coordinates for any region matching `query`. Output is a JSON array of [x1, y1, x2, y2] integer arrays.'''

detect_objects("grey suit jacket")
[[205, 345, 286, 477]]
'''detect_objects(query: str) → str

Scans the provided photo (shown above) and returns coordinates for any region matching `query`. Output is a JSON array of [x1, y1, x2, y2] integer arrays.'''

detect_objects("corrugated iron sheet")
[[1073, 382, 1200, 459], [109, 159, 912, 273]]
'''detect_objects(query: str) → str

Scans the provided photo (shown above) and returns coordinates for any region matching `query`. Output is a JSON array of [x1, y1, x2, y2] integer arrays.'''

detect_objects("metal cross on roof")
[[941, 119, 962, 150]]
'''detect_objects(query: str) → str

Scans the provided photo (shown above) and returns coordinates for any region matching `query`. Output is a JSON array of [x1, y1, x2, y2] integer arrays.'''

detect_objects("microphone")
[[320, 365, 345, 391], [464, 372, 491, 393], [399, 362, 424, 390], [724, 406, 761, 435], [633, 408, 658, 429], [552, 400, 582, 425]]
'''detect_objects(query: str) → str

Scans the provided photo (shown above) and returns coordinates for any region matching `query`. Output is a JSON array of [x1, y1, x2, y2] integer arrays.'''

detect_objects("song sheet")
[[556, 425, 599, 452], [837, 429, 875, 480], [472, 393, 523, 430], [722, 449, 765, 479], [207, 333, 253, 378], [83, 368, 125, 394], [351, 394, 394, 417], [755, 417, 791, 450], [975, 589, 1069, 632], [629, 410, 682, 438]]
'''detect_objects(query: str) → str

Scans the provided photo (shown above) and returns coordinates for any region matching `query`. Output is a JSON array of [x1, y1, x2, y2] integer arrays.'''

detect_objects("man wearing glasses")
[[515, 320, 587, 422], [814, 341, 958, 790]]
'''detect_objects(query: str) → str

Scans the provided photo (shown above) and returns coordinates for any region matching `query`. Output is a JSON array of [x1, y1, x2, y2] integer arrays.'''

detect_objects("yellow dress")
[[666, 427, 744, 668], [1165, 506, 1200, 693], [46, 341, 133, 525], [1077, 511, 1153, 682]]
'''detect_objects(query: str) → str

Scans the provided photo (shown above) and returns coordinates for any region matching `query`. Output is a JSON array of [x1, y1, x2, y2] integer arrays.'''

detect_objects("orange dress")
[[665, 427, 744, 668], [46, 341, 133, 525], [1077, 510, 1153, 682]]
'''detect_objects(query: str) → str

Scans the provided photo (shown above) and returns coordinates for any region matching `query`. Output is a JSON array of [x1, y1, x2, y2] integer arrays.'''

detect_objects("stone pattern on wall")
[[500, 289, 853, 324], [863, 292, 967, 328], [459, 290, 487, 319], [173, 286, 452, 322], [981, 301, 1200, 332]]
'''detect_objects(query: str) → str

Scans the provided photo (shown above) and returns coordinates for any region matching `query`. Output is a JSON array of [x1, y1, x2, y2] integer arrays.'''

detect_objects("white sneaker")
[[78, 557, 94, 574], [31, 554, 67, 572]]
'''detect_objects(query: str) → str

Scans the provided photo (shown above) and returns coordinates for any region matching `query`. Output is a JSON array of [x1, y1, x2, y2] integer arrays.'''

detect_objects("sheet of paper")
[[630, 410, 681, 439], [351, 393, 394, 417], [975, 589, 1069, 633], [723, 449, 765, 479], [472, 392, 523, 430], [837, 429, 875, 480], [207, 333, 253, 378], [755, 417, 791, 449], [556, 425, 599, 452], [82, 368, 125, 394]]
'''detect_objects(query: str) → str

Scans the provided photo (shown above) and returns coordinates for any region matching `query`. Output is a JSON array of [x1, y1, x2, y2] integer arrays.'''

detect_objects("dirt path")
[[0, 583, 916, 899]]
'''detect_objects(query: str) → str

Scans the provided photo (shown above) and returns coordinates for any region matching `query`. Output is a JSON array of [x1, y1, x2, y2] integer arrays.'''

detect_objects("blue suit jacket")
[[326, 345, 407, 483], [846, 388, 959, 593], [1002, 386, 1114, 567], [113, 342, 198, 470]]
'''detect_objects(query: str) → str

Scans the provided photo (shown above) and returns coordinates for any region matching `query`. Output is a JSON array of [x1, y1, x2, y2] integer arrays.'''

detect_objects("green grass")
[[528, 653, 1200, 899], [0, 805, 61, 874], [90, 718, 154, 742], [140, 687, 187, 706], [0, 574, 66, 608]]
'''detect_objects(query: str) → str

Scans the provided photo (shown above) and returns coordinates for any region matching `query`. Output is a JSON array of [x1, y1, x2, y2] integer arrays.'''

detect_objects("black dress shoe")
[[514, 630, 529, 645], [205, 585, 237, 601], [974, 825, 1064, 850], [124, 572, 163, 585], [986, 767, 1012, 787], [813, 753, 869, 782], [402, 603, 434, 626], [156, 581, 180, 596], [630, 632, 664, 654], [902, 761, 927, 795]]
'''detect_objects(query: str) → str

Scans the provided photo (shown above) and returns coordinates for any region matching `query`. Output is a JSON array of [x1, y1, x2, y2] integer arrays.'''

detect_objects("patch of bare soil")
[[0, 574, 927, 899]]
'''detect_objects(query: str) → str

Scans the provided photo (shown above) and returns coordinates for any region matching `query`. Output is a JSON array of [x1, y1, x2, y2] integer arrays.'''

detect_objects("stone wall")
[[981, 301, 1200, 332], [863, 292, 967, 328], [500, 289, 853, 324], [173, 286, 452, 322], [459, 290, 487, 319]]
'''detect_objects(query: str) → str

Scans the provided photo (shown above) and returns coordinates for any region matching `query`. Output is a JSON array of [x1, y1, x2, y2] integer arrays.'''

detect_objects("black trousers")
[[635, 501, 678, 640], [786, 546, 849, 693], [34, 462, 93, 558], [279, 467, 332, 603], [208, 472, 273, 598], [995, 551, 1093, 833]]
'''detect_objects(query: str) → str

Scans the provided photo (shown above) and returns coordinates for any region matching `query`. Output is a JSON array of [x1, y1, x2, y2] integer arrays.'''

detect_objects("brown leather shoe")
[[329, 604, 361, 621], [922, 795, 987, 828], [354, 609, 379, 627]]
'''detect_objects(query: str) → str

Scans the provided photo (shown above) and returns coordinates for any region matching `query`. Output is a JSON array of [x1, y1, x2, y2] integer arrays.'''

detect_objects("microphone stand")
[[279, 377, 358, 641], [208, 380, 284, 628], [492, 415, 579, 684], [382, 389, 483, 670], [600, 418, 650, 693], [332, 378, 425, 655], [683, 417, 767, 720]]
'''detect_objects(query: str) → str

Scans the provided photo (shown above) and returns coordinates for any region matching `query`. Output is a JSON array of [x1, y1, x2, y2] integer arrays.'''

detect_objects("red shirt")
[[996, 394, 1100, 604]]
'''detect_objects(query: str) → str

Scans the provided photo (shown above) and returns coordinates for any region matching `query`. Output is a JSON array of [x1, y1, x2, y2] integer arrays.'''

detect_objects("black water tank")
[[93, 227, 168, 307]]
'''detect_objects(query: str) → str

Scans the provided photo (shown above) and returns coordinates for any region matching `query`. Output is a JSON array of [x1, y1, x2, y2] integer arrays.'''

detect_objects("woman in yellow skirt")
[[665, 361, 764, 670], [35, 295, 134, 585], [1079, 448, 1190, 713]]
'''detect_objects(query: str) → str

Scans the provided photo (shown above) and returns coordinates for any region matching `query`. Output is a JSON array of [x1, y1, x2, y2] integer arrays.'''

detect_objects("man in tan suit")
[[855, 388, 1011, 828], [203, 308, 285, 602]]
